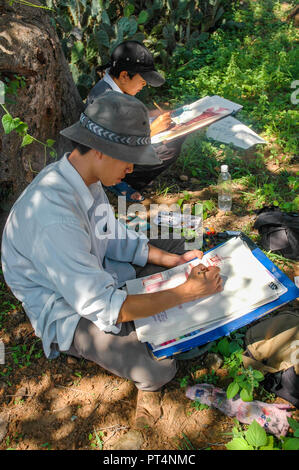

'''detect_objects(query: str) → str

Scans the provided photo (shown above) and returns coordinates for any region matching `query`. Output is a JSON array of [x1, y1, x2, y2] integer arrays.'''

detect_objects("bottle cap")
[[221, 165, 228, 172]]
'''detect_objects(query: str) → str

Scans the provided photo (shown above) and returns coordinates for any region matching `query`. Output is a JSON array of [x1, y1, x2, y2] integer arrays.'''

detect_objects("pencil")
[[153, 100, 163, 113]]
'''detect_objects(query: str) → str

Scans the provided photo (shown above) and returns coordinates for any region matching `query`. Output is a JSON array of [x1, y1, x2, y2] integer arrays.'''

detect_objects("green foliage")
[[0, 75, 58, 170], [211, 334, 264, 402], [225, 420, 275, 450], [165, 0, 299, 157], [89, 429, 105, 450], [225, 418, 299, 451], [46, 0, 227, 98], [241, 173, 299, 212]]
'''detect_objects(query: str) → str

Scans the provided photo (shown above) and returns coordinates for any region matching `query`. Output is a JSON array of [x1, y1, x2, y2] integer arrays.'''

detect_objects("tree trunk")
[[0, 0, 84, 201]]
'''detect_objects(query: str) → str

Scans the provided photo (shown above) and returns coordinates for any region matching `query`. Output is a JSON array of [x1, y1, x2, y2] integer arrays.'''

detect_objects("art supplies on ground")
[[153, 211, 202, 230]]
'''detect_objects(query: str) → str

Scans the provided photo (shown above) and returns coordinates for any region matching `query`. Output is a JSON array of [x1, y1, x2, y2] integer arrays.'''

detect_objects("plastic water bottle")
[[218, 165, 232, 211]]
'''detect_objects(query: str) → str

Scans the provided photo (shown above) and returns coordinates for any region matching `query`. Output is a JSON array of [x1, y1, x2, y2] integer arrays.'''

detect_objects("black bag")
[[253, 206, 299, 260], [242, 311, 299, 409], [263, 366, 299, 409]]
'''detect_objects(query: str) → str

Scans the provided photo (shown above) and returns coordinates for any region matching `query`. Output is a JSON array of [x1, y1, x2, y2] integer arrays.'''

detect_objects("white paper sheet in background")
[[206, 115, 267, 149]]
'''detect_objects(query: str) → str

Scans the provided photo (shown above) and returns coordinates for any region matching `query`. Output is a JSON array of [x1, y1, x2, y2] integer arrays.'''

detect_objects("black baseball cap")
[[110, 41, 165, 87]]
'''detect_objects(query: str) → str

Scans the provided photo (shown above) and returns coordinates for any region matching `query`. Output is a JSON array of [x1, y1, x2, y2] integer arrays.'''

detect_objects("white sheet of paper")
[[127, 238, 287, 344], [206, 116, 267, 149]]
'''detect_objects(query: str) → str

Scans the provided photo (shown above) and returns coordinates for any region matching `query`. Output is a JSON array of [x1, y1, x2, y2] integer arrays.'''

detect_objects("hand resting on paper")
[[175, 249, 204, 266], [184, 264, 223, 300], [117, 264, 223, 324]]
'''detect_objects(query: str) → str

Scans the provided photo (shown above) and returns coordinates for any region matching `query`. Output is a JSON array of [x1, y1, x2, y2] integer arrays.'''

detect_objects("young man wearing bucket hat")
[[87, 40, 186, 202], [1, 92, 222, 429]]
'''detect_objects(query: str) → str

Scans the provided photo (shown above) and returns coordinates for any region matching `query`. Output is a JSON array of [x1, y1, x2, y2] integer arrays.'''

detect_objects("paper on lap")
[[126, 238, 287, 344]]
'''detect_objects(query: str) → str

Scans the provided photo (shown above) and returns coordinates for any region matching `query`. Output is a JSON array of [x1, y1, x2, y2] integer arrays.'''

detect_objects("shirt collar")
[[57, 153, 95, 211], [103, 70, 124, 94]]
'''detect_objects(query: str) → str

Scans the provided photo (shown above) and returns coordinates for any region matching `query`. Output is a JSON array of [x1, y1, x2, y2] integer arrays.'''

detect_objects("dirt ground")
[[0, 173, 298, 451]]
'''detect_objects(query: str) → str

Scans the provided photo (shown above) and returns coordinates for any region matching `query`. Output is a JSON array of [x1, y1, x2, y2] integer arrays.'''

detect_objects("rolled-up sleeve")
[[33, 223, 127, 332], [105, 219, 149, 267]]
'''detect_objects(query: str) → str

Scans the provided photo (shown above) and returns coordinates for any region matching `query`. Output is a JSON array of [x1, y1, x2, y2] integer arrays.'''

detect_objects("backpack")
[[253, 206, 299, 260], [242, 311, 299, 408]]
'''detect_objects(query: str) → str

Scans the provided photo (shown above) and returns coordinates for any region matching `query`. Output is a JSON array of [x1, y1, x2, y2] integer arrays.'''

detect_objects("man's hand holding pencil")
[[150, 101, 172, 136]]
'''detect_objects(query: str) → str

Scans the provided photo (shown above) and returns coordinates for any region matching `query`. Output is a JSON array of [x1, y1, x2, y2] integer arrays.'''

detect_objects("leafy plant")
[[45, 0, 227, 98], [89, 429, 105, 450], [1, 102, 57, 171], [225, 419, 278, 450], [225, 418, 299, 451], [211, 336, 264, 401], [281, 418, 299, 451]]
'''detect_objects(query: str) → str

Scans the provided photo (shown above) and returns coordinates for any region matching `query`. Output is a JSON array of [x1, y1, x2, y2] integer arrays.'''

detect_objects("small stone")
[[203, 353, 223, 372], [110, 430, 143, 450], [179, 174, 188, 182], [190, 177, 200, 184], [67, 356, 78, 365], [71, 415, 77, 421]]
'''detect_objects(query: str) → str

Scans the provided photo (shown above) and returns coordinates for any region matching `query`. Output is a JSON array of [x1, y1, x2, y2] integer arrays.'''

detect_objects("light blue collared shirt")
[[1, 154, 149, 358]]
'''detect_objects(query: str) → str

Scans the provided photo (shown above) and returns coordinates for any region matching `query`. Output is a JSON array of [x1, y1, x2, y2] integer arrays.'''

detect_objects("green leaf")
[[260, 435, 275, 450], [228, 340, 242, 354], [225, 437, 254, 450], [138, 10, 149, 24], [245, 420, 267, 448], [46, 139, 55, 147], [2, 114, 18, 134], [287, 418, 299, 432], [124, 4, 134, 16], [94, 28, 110, 48], [282, 438, 299, 450], [127, 18, 138, 36], [118, 17, 131, 34], [21, 134, 34, 147], [226, 382, 239, 399], [14, 121, 28, 136], [71, 41, 85, 64], [91, 0, 102, 17], [217, 337, 230, 357], [101, 10, 110, 25], [252, 370, 264, 381], [240, 388, 253, 402]]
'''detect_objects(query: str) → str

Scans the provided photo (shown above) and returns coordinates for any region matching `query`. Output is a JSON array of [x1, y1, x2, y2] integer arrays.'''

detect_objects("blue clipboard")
[[149, 234, 299, 360]]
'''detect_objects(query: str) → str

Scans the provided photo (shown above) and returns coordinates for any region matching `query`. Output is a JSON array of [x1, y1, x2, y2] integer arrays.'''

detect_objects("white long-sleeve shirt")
[[1, 154, 149, 358]]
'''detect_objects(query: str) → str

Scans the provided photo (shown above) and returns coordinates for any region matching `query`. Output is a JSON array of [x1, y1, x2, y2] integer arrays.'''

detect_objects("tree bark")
[[0, 0, 84, 199]]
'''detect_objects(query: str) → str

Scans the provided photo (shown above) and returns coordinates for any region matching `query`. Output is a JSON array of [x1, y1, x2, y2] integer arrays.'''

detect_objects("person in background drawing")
[[87, 40, 186, 202], [1, 92, 222, 428]]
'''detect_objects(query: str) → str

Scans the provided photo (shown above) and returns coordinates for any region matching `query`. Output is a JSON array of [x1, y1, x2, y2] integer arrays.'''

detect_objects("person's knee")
[[137, 359, 177, 391]]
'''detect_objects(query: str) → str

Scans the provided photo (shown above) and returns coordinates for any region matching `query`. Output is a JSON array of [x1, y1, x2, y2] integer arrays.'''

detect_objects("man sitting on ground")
[[1, 92, 222, 428], [87, 40, 186, 202]]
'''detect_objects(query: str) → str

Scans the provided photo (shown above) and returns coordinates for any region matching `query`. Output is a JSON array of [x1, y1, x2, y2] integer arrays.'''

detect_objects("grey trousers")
[[64, 237, 187, 391]]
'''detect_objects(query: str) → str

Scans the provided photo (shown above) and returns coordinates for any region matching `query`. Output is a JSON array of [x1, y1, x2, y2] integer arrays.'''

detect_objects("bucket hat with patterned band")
[[60, 91, 162, 166]]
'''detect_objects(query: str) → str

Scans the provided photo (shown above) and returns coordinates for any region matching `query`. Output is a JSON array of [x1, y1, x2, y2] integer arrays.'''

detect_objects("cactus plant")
[[46, 0, 227, 98]]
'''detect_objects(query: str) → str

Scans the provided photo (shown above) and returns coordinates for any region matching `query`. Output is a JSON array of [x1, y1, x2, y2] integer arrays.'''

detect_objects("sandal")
[[106, 181, 145, 202]]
